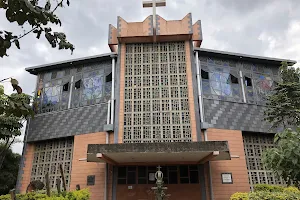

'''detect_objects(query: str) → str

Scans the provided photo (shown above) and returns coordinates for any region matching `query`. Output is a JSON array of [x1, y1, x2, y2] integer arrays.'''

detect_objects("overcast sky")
[[1, 0, 300, 154]]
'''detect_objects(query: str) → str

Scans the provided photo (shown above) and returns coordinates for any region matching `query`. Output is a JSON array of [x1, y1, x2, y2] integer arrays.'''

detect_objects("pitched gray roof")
[[195, 47, 297, 65], [26, 52, 117, 75], [25, 48, 296, 75]]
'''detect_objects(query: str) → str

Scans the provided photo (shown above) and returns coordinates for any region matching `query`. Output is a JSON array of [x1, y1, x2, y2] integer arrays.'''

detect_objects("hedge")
[[0, 189, 89, 200], [230, 185, 300, 200], [253, 184, 284, 192]]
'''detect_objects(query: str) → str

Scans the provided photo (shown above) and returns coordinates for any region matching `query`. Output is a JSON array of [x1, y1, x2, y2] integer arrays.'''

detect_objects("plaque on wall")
[[221, 173, 233, 184], [87, 175, 95, 185], [149, 173, 155, 181]]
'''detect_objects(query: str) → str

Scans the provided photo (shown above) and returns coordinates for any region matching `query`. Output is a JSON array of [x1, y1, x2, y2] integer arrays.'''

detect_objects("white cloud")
[[1, 0, 300, 154], [258, 20, 300, 65]]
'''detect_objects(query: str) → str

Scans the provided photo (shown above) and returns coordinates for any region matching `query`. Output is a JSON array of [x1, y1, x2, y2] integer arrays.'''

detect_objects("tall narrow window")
[[201, 69, 209, 79], [106, 73, 112, 82], [105, 73, 112, 95], [245, 76, 252, 86], [75, 80, 81, 89], [230, 74, 239, 84], [244, 76, 254, 102], [63, 82, 69, 91], [201, 69, 211, 95]]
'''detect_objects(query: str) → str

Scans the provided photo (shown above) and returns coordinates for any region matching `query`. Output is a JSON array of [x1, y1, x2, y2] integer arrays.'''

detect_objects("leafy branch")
[[0, 0, 74, 57], [0, 78, 34, 169], [264, 61, 300, 128]]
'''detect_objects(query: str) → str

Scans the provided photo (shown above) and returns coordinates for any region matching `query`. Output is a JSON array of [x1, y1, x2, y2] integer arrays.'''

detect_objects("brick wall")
[[70, 132, 110, 200], [19, 143, 35, 193], [207, 128, 250, 200], [118, 44, 126, 143], [117, 184, 202, 200], [185, 41, 197, 142]]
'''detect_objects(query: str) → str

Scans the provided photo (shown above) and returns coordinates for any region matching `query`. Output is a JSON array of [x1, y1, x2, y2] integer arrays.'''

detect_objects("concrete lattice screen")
[[243, 132, 285, 190], [30, 138, 74, 189], [123, 42, 192, 143]]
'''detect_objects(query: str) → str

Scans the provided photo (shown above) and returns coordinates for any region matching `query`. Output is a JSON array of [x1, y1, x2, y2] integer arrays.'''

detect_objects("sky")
[[1, 0, 300, 154]]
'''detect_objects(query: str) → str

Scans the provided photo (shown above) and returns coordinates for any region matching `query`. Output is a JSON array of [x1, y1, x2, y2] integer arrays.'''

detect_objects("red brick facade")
[[70, 132, 112, 200], [206, 128, 250, 200], [19, 143, 35, 193]]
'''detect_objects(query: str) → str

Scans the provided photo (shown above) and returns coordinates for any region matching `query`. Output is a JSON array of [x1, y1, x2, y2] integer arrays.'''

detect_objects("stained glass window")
[[38, 61, 112, 113], [43, 85, 61, 105], [201, 66, 241, 102], [241, 62, 278, 104], [82, 72, 103, 101], [199, 56, 280, 104], [256, 75, 273, 94]]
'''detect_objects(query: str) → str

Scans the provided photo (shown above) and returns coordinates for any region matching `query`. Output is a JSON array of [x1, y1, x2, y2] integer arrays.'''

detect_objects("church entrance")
[[116, 165, 203, 200]]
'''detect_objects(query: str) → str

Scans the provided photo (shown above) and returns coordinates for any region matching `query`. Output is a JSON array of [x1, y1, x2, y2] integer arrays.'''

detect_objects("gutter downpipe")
[[104, 55, 116, 200], [110, 56, 116, 124], [104, 99, 110, 200], [196, 50, 213, 200], [195, 51, 204, 122]]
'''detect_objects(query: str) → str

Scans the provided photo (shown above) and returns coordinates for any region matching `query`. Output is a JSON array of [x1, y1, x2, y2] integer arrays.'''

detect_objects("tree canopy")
[[263, 128, 300, 187], [264, 61, 300, 128], [263, 61, 300, 188], [0, 145, 21, 195], [0, 78, 34, 169], [0, 0, 74, 57]]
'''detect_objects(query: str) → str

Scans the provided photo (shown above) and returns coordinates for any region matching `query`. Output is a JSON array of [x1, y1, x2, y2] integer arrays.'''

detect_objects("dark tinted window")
[[230, 74, 239, 84], [245, 76, 252, 86], [169, 171, 178, 184], [118, 167, 126, 178], [201, 70, 209, 79], [179, 166, 188, 177], [190, 171, 199, 184]]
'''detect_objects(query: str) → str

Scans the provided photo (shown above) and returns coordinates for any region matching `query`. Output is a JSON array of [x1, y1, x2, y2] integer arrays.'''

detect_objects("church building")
[[16, 1, 297, 200]]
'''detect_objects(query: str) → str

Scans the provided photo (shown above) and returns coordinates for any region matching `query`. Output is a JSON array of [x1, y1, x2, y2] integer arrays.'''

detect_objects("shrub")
[[253, 184, 284, 192], [0, 189, 90, 200], [0, 194, 10, 200], [230, 192, 248, 200], [20, 192, 48, 200], [231, 185, 300, 200], [65, 189, 90, 200], [249, 191, 300, 200], [283, 186, 300, 194]]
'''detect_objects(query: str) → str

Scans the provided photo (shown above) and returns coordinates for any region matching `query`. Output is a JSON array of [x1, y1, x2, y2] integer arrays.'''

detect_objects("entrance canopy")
[[87, 141, 230, 165]]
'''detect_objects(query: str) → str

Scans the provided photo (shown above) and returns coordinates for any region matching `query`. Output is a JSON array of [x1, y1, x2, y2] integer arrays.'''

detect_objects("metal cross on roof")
[[142, 0, 166, 29]]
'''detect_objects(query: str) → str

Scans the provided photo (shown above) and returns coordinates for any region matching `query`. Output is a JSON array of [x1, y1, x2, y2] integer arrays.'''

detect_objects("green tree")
[[264, 61, 300, 128], [262, 128, 300, 187], [0, 0, 74, 57], [0, 78, 34, 169], [0, 145, 21, 195], [263, 61, 300, 188]]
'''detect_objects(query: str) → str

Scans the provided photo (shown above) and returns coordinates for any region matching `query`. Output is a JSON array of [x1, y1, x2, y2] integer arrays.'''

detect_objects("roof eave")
[[25, 52, 117, 75], [194, 47, 297, 66]]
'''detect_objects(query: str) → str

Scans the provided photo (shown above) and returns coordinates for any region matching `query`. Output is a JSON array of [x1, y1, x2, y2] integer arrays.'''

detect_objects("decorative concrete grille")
[[123, 42, 192, 143], [31, 138, 73, 189], [243, 132, 285, 189]]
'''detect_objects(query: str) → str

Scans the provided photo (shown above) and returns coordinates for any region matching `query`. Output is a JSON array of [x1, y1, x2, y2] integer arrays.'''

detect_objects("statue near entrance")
[[151, 166, 170, 200]]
